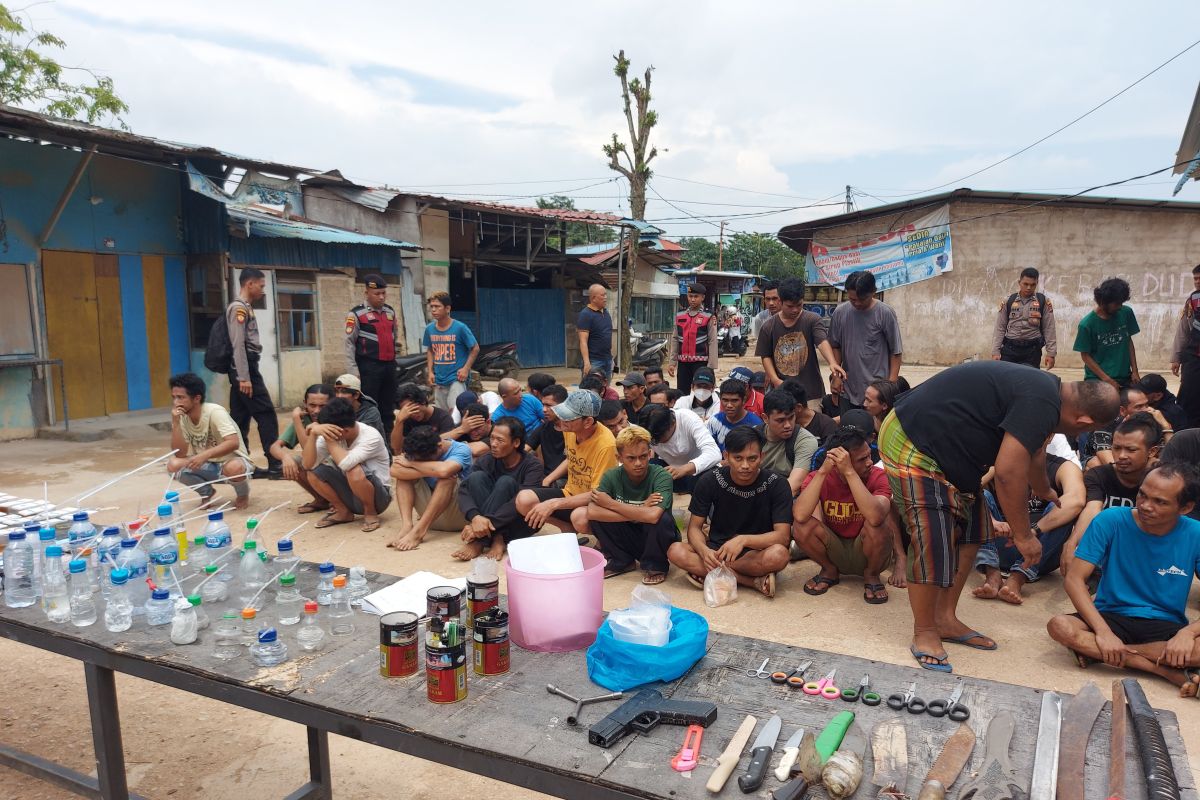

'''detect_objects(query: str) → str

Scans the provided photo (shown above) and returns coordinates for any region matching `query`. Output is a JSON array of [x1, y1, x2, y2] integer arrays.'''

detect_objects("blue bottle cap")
[[165, 491, 180, 502], [120, 538, 137, 548], [68, 559, 87, 573], [157, 504, 172, 517], [8, 531, 26, 541], [154, 527, 171, 537], [208, 511, 224, 521], [22, 521, 39, 532], [110, 568, 129, 585], [39, 528, 56, 541], [318, 561, 335, 574], [257, 628, 278, 643], [277, 539, 293, 553], [73, 511, 89, 522], [45, 545, 63, 558], [102, 526, 119, 536], [151, 588, 170, 600]]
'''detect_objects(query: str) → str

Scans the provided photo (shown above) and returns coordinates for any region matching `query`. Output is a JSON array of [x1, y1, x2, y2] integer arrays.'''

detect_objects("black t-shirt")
[[820, 393, 844, 419], [803, 412, 839, 446], [1083, 464, 1139, 510], [1029, 454, 1069, 522], [528, 422, 566, 472], [894, 361, 1062, 492], [576, 306, 613, 362], [688, 466, 793, 547], [1154, 395, 1189, 433], [1085, 418, 1119, 460], [403, 406, 455, 436]]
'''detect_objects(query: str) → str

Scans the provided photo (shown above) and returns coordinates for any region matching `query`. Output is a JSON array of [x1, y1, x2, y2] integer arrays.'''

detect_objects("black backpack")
[[204, 313, 233, 374]]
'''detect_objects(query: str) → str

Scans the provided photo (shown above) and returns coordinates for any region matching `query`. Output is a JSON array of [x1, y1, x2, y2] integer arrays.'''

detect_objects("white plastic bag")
[[703, 565, 738, 608], [609, 585, 673, 646]]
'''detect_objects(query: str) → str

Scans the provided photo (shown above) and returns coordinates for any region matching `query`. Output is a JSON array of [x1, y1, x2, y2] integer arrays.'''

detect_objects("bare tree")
[[603, 49, 658, 370]]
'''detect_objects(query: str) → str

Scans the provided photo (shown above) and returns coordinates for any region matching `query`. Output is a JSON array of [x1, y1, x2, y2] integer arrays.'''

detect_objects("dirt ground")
[[0, 360, 1196, 799]]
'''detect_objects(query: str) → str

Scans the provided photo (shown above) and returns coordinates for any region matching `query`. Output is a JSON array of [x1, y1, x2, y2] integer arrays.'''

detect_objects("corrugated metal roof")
[[1174, 81, 1200, 194], [226, 206, 418, 248], [668, 268, 763, 280]]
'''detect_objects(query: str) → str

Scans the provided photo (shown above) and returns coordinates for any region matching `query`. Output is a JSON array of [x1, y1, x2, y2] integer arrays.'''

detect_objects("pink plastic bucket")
[[505, 547, 606, 652]]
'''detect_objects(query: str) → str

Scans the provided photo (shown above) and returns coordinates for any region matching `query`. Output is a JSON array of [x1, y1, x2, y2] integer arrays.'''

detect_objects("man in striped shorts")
[[879, 361, 1118, 672]]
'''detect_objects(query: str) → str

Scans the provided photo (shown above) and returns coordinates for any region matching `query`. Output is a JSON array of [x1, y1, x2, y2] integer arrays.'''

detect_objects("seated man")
[[589, 426, 677, 585], [388, 424, 473, 550], [1047, 462, 1200, 697], [619, 371, 649, 419], [527, 384, 568, 485], [333, 374, 387, 440], [527, 372, 556, 400], [1139, 373, 1189, 434], [1062, 412, 1162, 575], [793, 426, 894, 603], [455, 417, 545, 561], [706, 378, 764, 452], [390, 382, 455, 454], [757, 389, 818, 495], [447, 401, 493, 458], [491, 377, 544, 436], [667, 426, 792, 597], [514, 390, 617, 539], [643, 366, 666, 387], [584, 370, 620, 402], [598, 399, 630, 437], [1082, 386, 1171, 468], [644, 405, 721, 494], [673, 366, 718, 421], [168, 372, 252, 509], [647, 382, 681, 407], [780, 378, 838, 445], [974, 440, 1086, 604], [302, 397, 391, 532], [269, 383, 333, 514], [728, 366, 765, 418], [451, 389, 502, 424]]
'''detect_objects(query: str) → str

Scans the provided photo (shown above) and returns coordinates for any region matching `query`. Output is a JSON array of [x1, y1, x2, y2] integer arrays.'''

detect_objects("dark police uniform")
[[345, 275, 400, 438], [227, 296, 280, 473]]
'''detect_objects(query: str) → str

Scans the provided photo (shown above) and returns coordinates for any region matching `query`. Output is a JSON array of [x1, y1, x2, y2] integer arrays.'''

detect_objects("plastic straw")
[[243, 571, 282, 609], [250, 500, 290, 530], [324, 539, 346, 565], [190, 563, 227, 592], [69, 451, 176, 504], [278, 522, 307, 542]]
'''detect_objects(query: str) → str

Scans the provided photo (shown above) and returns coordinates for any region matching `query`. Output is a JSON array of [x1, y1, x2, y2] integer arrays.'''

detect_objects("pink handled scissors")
[[802, 669, 841, 699]]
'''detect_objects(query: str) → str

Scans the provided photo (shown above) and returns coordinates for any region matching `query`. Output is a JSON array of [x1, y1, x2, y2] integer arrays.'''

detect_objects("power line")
[[655, 173, 834, 201]]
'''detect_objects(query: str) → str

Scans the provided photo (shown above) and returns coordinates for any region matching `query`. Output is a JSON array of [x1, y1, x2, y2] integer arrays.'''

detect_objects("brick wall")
[[317, 272, 356, 381]]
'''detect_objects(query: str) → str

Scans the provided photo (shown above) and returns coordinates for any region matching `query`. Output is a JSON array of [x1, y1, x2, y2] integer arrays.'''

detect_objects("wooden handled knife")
[[706, 714, 757, 793]]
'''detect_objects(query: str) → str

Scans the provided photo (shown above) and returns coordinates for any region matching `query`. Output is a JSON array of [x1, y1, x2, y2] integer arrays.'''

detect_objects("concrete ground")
[[0, 356, 1195, 798]]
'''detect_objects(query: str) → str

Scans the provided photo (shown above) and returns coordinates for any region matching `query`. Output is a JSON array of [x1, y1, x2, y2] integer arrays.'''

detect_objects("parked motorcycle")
[[630, 329, 667, 369], [717, 325, 747, 357], [474, 341, 521, 379], [396, 352, 427, 386]]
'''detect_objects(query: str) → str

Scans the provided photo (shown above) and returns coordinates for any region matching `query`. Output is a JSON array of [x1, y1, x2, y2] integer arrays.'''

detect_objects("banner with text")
[[805, 204, 953, 291]]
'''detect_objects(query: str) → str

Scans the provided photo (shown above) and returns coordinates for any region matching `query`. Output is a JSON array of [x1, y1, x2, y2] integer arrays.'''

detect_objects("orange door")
[[43, 250, 107, 419]]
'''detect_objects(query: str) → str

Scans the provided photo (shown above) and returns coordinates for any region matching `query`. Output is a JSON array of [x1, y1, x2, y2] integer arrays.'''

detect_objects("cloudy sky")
[[18, 1, 1200, 240]]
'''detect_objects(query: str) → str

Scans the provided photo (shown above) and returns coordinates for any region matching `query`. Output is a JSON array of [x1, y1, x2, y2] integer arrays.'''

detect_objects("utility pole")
[[845, 185, 854, 213], [717, 220, 726, 271]]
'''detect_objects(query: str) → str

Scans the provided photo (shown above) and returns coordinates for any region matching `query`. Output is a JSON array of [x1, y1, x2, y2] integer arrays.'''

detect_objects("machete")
[[1029, 691, 1062, 800], [1109, 680, 1127, 800], [916, 722, 976, 800], [959, 711, 1019, 800], [869, 719, 908, 800], [1057, 682, 1106, 800]]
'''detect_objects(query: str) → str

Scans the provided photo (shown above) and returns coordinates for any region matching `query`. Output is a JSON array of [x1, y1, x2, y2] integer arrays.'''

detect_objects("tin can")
[[379, 611, 419, 678], [466, 576, 498, 624], [426, 641, 467, 703], [472, 608, 509, 676], [427, 585, 467, 628]]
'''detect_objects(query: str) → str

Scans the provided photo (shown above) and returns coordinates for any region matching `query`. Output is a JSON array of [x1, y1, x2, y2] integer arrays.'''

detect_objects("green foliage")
[[0, 4, 129, 127], [677, 233, 806, 280], [678, 236, 718, 270], [536, 195, 618, 249]]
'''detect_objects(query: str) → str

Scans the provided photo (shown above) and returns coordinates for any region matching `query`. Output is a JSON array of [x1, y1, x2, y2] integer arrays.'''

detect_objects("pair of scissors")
[[744, 658, 772, 679], [927, 681, 970, 721], [840, 674, 882, 706], [770, 660, 812, 689], [802, 669, 841, 699], [886, 682, 928, 714]]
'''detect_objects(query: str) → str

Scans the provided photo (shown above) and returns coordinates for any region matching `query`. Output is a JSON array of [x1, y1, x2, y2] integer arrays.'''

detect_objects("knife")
[[915, 722, 976, 800], [1108, 680, 1126, 800], [1057, 682, 1105, 800], [870, 719, 908, 799], [1029, 692, 1062, 800], [706, 714, 758, 793], [738, 714, 782, 793], [774, 728, 805, 781]]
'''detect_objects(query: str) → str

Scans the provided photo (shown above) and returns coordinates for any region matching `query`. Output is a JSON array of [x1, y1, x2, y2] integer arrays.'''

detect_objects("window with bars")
[[277, 275, 318, 349], [630, 297, 675, 334]]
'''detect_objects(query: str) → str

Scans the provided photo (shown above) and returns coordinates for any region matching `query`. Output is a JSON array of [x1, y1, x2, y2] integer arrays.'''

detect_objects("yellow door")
[[43, 250, 107, 419]]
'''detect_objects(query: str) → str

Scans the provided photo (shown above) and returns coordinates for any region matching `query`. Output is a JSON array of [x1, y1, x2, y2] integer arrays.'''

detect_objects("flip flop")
[[941, 630, 998, 651], [685, 573, 704, 590], [1066, 646, 1096, 669], [863, 582, 889, 604], [297, 501, 330, 514], [604, 564, 635, 579], [315, 514, 353, 529], [910, 645, 953, 673], [361, 519, 381, 533], [755, 573, 776, 598], [803, 574, 840, 596], [642, 571, 667, 585]]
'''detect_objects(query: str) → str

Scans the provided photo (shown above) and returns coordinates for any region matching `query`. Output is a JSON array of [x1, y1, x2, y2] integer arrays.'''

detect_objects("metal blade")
[[870, 719, 908, 791], [1029, 692, 1062, 800], [783, 727, 805, 750], [1057, 682, 1106, 800], [752, 714, 782, 750], [838, 723, 868, 758], [922, 723, 976, 788], [1109, 681, 1127, 799]]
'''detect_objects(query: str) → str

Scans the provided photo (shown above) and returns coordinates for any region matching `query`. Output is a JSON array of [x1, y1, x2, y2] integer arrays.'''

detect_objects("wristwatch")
[[1031, 522, 1043, 536]]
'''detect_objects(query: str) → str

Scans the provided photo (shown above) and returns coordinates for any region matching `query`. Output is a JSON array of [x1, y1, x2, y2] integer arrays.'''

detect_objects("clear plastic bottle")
[[144, 588, 173, 626], [274, 574, 302, 625], [187, 594, 209, 630], [3, 530, 37, 608], [41, 546, 70, 623], [250, 627, 288, 666], [236, 542, 269, 609], [328, 575, 354, 636], [346, 566, 370, 607], [296, 601, 326, 651], [68, 559, 97, 627], [273, 538, 300, 576], [95, 526, 124, 599], [35, 527, 58, 598], [240, 607, 260, 645], [315, 562, 335, 606], [115, 538, 150, 615], [148, 526, 179, 596], [212, 611, 243, 660], [103, 569, 134, 633], [203, 512, 233, 581], [190, 535, 209, 573], [199, 564, 228, 604], [67, 512, 99, 593], [165, 491, 189, 567], [243, 518, 259, 550], [169, 598, 198, 645]]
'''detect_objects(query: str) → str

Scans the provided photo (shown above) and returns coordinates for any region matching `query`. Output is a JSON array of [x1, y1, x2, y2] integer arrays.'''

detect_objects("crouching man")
[[168, 372, 252, 510], [302, 397, 391, 532], [389, 425, 473, 551]]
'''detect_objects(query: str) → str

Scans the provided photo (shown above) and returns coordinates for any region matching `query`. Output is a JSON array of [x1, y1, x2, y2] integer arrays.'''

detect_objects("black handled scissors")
[[770, 660, 812, 689], [841, 674, 882, 706], [927, 681, 970, 721], [886, 682, 927, 714]]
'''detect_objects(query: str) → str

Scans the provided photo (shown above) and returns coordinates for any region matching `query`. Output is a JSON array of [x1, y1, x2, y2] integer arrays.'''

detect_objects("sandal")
[[315, 513, 353, 529], [603, 564, 635, 579], [642, 571, 667, 585], [685, 573, 705, 590], [754, 573, 776, 598], [1067, 646, 1096, 669], [297, 501, 330, 514], [863, 582, 889, 604], [941, 630, 998, 651], [910, 645, 953, 673], [803, 574, 840, 596], [360, 519, 382, 533]]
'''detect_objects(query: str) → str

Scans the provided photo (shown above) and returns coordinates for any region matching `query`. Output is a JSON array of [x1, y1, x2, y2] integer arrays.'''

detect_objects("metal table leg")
[[84, 662, 130, 800], [281, 727, 332, 800]]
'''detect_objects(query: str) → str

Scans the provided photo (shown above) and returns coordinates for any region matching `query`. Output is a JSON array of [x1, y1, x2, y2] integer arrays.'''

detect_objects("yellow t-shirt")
[[563, 425, 617, 496], [180, 403, 250, 464]]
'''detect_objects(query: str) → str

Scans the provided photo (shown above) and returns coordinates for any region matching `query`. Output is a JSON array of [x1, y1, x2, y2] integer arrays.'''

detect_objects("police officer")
[[345, 274, 400, 440], [227, 268, 281, 478], [991, 267, 1057, 369], [667, 283, 718, 391]]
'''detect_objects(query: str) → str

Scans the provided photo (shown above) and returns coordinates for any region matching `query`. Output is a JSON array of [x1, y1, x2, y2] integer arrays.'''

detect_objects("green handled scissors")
[[840, 674, 882, 706]]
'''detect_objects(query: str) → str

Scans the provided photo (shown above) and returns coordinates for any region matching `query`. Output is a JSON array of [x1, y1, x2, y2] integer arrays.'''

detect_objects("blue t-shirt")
[[425, 439, 473, 489], [422, 320, 478, 386], [576, 306, 613, 363], [705, 411, 764, 452], [491, 393, 544, 435], [1076, 507, 1200, 626]]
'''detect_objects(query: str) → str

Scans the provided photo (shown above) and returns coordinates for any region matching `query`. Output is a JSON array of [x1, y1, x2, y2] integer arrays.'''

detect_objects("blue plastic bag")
[[586, 606, 709, 691]]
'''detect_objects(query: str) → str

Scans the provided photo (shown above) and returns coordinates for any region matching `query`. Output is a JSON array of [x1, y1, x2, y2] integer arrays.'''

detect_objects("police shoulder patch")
[[235, 307, 248, 324], [345, 314, 356, 335], [1044, 299, 1054, 312]]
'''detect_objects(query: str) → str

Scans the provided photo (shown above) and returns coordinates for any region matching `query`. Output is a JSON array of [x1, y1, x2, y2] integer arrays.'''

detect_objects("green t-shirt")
[[278, 414, 314, 449], [597, 464, 673, 510], [1072, 306, 1140, 381]]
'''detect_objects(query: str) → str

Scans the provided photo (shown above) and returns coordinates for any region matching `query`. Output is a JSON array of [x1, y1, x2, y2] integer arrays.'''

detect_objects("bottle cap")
[[304, 600, 318, 613], [68, 559, 87, 573], [257, 627, 278, 643], [208, 511, 223, 521], [110, 568, 129, 585], [45, 545, 63, 558], [280, 574, 296, 586], [151, 588, 170, 600], [103, 526, 120, 536], [165, 491, 180, 502], [318, 561, 335, 574], [39, 528, 56, 541], [204, 564, 218, 574], [332, 575, 347, 588], [241, 607, 256, 619], [73, 511, 89, 522], [8, 531, 25, 542], [277, 539, 293, 553], [120, 538, 137, 548], [187, 594, 202, 606], [244, 541, 257, 551], [23, 521, 39, 532], [157, 504, 172, 517], [154, 527, 171, 537], [193, 535, 206, 545], [246, 519, 258, 530]]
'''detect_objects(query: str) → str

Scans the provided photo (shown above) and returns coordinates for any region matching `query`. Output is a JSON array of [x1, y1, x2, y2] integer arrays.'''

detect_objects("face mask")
[[692, 388, 713, 402]]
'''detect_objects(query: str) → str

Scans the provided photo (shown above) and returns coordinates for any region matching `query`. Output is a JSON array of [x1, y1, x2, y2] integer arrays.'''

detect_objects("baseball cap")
[[363, 274, 388, 289], [840, 409, 875, 436], [692, 367, 716, 387], [334, 374, 362, 393], [751, 371, 767, 390], [618, 371, 646, 387], [728, 366, 755, 385], [1138, 374, 1167, 395], [455, 390, 480, 412], [552, 389, 602, 422]]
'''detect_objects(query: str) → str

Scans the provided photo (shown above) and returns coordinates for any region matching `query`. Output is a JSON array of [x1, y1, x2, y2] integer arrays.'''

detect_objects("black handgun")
[[588, 688, 717, 748]]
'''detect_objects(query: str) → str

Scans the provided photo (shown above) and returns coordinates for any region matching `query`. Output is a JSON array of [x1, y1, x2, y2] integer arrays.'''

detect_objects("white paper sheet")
[[506, 532, 584, 575], [360, 571, 468, 617]]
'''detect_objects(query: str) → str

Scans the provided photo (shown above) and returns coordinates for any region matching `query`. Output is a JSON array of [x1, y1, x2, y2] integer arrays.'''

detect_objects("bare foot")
[[232, 495, 250, 510], [485, 538, 506, 560], [1181, 670, 1199, 699], [753, 573, 776, 598], [385, 525, 415, 549], [888, 557, 908, 588], [451, 539, 486, 561], [997, 581, 1024, 605], [972, 569, 1001, 599]]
